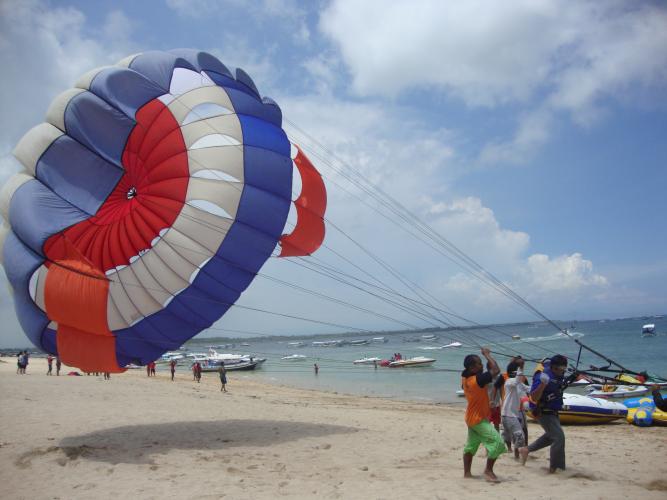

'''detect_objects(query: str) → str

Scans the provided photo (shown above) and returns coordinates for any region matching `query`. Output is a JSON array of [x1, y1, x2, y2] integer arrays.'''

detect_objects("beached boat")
[[587, 384, 649, 400], [158, 351, 185, 363], [388, 356, 436, 368], [642, 324, 656, 337], [198, 358, 261, 372], [555, 393, 627, 424], [353, 357, 382, 364], [281, 354, 307, 361]]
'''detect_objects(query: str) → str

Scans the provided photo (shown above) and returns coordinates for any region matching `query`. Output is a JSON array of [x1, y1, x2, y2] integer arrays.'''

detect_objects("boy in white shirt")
[[497, 361, 530, 459]]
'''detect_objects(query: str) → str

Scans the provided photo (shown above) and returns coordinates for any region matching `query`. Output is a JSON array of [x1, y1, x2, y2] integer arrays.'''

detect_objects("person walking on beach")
[[103, 372, 110, 380], [170, 359, 177, 381], [498, 361, 530, 459], [461, 347, 506, 482], [146, 363, 151, 377], [194, 362, 202, 383], [219, 363, 227, 392], [314, 363, 319, 375], [16, 352, 23, 374], [150, 361, 156, 377], [56, 357, 62, 376], [519, 354, 568, 472], [46, 355, 54, 376]]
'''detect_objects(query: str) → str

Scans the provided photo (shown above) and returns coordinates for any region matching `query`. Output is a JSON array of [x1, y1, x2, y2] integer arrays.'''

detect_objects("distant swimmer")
[[461, 347, 506, 483]]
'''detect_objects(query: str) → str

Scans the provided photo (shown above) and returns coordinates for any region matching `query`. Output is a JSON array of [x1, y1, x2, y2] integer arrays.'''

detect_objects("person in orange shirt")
[[462, 347, 507, 483]]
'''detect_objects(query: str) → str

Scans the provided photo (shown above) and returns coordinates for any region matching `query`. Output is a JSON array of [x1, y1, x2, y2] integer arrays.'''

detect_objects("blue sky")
[[0, 0, 666, 347]]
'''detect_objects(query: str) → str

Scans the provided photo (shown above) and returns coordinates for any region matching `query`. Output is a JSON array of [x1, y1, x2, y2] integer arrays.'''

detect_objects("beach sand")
[[1, 357, 665, 499]]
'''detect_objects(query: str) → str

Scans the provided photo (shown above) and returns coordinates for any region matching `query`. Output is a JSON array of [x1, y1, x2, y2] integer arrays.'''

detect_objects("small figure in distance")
[[219, 363, 227, 392], [314, 363, 319, 375], [150, 361, 156, 377], [170, 359, 177, 381], [103, 372, 110, 380], [46, 354, 54, 376], [56, 357, 62, 376]]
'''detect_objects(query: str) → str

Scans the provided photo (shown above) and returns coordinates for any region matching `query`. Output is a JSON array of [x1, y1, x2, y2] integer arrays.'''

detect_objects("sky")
[[0, 0, 666, 348]]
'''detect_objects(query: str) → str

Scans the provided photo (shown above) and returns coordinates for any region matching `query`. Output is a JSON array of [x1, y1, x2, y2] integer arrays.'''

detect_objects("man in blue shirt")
[[518, 354, 568, 472]]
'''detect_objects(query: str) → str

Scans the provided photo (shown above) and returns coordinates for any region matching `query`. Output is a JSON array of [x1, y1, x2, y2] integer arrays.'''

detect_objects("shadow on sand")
[[54, 419, 356, 464]]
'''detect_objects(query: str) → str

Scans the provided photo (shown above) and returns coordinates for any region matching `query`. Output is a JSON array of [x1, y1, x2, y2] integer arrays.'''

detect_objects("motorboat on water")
[[419, 341, 462, 350], [388, 356, 436, 368], [198, 358, 262, 372], [287, 341, 307, 348], [421, 334, 438, 341], [195, 349, 266, 372], [349, 339, 370, 346], [281, 354, 307, 361], [372, 337, 388, 343], [511, 335, 521, 340], [353, 357, 382, 364], [642, 324, 656, 337]]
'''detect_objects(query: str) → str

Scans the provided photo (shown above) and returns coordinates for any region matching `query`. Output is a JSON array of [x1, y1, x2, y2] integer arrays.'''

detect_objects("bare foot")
[[484, 470, 501, 483], [518, 447, 529, 465], [464, 473, 474, 479]]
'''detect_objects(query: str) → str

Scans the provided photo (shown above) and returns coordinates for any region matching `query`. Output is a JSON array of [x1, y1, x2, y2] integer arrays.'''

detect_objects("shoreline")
[[1, 358, 666, 499]]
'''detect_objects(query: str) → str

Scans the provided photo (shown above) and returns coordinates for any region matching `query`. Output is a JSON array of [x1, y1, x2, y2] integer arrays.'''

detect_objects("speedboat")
[[372, 337, 388, 343], [511, 335, 521, 340], [287, 341, 306, 348], [281, 354, 307, 361], [419, 341, 462, 350], [642, 324, 656, 337], [388, 356, 436, 368], [353, 357, 382, 364], [198, 358, 261, 372], [421, 334, 438, 341], [158, 351, 185, 363], [349, 339, 370, 346]]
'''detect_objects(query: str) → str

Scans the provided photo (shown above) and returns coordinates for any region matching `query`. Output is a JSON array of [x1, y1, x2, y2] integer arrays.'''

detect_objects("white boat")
[[372, 337, 388, 343], [388, 356, 436, 368], [349, 339, 370, 346], [642, 324, 656, 337], [421, 334, 438, 341], [198, 358, 261, 372], [529, 393, 628, 424], [158, 351, 185, 363], [312, 340, 340, 347], [353, 357, 382, 364], [587, 384, 650, 399], [456, 389, 465, 397], [281, 354, 307, 361], [511, 335, 521, 340], [287, 341, 307, 348], [418, 341, 462, 350]]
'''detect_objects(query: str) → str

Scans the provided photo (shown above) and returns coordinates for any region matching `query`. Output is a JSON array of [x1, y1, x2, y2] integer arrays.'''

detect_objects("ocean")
[[184, 316, 667, 403]]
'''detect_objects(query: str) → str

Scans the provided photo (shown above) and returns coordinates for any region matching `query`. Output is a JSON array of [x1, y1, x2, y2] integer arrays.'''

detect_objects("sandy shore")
[[1, 357, 665, 499]]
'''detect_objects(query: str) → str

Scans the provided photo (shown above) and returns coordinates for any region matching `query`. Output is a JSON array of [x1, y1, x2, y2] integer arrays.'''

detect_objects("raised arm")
[[481, 347, 499, 377]]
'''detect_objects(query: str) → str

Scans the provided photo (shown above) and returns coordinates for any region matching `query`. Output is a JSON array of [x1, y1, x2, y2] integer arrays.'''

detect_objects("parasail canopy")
[[0, 49, 326, 372]]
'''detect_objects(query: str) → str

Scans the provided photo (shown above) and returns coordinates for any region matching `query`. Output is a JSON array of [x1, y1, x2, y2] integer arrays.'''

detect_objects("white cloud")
[[0, 0, 138, 176], [320, 0, 667, 164]]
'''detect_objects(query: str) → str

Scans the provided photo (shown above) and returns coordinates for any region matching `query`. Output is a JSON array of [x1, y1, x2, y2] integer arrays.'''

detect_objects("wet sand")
[[1, 357, 666, 499]]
